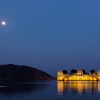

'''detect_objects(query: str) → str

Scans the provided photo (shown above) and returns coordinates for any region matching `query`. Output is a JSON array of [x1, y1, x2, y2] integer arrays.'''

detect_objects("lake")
[[0, 81, 100, 100]]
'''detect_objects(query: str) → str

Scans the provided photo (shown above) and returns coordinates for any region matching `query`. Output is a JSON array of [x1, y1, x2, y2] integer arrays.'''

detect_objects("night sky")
[[0, 0, 100, 76]]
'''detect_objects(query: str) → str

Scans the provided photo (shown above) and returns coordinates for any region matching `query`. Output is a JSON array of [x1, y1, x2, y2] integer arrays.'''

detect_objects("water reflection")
[[0, 82, 47, 96], [57, 81, 100, 95]]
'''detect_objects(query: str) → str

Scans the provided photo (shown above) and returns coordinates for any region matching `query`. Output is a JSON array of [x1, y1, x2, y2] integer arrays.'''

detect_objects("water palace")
[[57, 70, 100, 81]]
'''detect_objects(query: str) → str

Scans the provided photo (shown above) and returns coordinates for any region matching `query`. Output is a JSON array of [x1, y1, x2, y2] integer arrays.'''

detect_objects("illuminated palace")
[[57, 70, 100, 81]]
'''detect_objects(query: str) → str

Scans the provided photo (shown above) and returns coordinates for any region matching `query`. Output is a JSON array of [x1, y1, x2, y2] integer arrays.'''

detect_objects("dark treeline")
[[62, 69, 96, 74]]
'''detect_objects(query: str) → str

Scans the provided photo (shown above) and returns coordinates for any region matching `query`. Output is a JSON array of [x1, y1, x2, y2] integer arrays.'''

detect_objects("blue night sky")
[[0, 0, 100, 76]]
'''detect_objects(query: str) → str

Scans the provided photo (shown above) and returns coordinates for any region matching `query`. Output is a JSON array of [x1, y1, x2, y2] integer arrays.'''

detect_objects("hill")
[[0, 64, 53, 82]]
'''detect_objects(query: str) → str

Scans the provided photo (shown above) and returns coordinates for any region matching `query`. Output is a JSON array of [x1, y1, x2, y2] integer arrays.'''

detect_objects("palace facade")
[[57, 70, 100, 81]]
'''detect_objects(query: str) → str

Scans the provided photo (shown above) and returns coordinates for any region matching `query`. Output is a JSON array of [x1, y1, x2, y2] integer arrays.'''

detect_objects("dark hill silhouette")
[[0, 64, 53, 82]]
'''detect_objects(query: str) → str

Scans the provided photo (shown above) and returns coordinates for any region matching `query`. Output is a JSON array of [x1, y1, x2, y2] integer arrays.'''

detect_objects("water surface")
[[0, 81, 100, 100]]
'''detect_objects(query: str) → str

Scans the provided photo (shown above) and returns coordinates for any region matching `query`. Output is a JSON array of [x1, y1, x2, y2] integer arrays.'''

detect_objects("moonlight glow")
[[1, 21, 6, 26]]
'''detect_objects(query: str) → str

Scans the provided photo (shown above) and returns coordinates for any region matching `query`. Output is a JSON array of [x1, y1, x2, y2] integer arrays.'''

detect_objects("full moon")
[[1, 21, 6, 26]]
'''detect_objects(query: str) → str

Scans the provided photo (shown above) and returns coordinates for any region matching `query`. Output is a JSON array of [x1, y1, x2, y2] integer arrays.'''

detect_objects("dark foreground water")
[[0, 81, 100, 100]]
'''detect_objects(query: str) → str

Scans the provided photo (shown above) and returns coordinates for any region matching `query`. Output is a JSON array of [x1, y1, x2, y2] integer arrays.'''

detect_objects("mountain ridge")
[[0, 64, 53, 82]]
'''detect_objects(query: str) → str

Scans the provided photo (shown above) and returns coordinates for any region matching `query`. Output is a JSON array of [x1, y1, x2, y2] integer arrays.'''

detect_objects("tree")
[[90, 69, 95, 74], [82, 69, 86, 74], [62, 70, 68, 74], [70, 69, 77, 74]]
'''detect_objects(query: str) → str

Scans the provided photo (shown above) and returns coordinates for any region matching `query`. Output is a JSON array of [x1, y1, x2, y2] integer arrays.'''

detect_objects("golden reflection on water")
[[57, 81, 100, 95]]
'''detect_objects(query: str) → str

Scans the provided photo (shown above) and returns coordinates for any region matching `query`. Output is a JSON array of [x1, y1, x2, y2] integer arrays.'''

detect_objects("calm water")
[[0, 81, 100, 100]]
